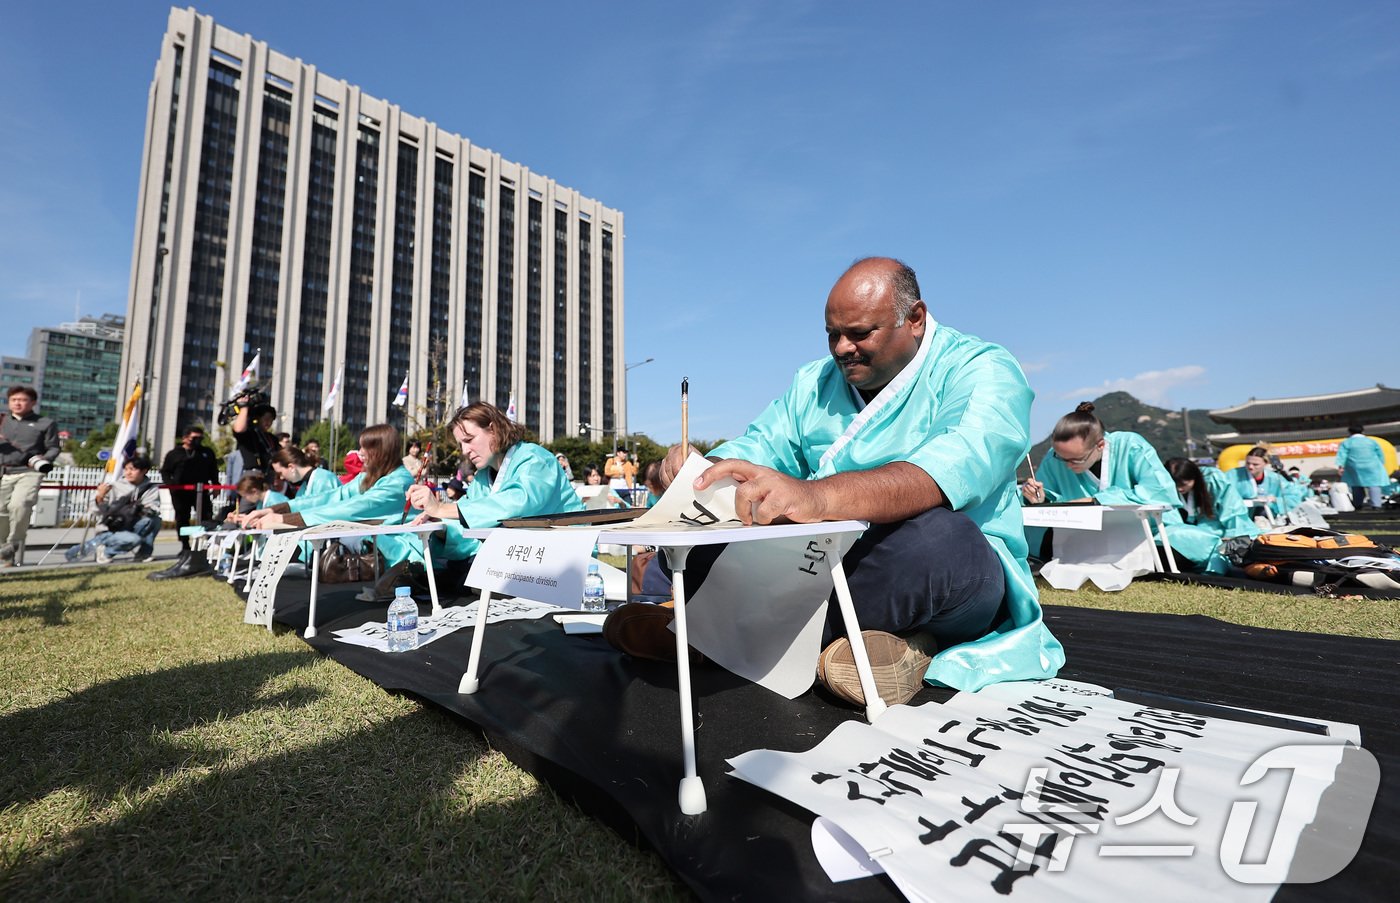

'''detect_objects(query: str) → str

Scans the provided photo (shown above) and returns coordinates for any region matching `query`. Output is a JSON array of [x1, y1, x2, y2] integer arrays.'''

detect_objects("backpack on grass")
[[1230, 527, 1400, 592]]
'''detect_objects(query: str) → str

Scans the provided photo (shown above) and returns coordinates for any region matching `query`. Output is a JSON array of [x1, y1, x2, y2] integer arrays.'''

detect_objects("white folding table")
[[301, 522, 444, 638], [1023, 503, 1177, 591], [456, 520, 875, 815]]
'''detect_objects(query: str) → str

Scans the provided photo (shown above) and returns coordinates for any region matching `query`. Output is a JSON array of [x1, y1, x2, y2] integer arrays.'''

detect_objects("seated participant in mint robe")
[[246, 424, 418, 566], [1021, 403, 1195, 568], [405, 402, 583, 576], [1229, 447, 1290, 521], [1020, 403, 1180, 512], [625, 257, 1064, 704], [1164, 457, 1260, 574], [271, 446, 341, 502]]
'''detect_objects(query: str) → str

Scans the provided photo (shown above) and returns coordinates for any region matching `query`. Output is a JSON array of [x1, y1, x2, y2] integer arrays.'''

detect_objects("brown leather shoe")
[[603, 602, 704, 664], [816, 630, 934, 707]]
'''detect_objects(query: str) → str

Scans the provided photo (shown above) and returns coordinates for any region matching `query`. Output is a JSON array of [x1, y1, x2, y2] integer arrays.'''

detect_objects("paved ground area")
[[2, 526, 187, 572]]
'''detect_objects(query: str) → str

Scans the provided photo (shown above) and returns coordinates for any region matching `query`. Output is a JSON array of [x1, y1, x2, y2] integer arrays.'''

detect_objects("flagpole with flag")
[[459, 377, 471, 410], [107, 382, 144, 484], [506, 390, 517, 422], [393, 372, 410, 408], [231, 350, 261, 395], [323, 363, 343, 471]]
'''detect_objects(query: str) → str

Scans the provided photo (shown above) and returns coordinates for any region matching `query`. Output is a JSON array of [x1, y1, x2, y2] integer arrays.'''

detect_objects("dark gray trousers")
[[645, 506, 1006, 647]]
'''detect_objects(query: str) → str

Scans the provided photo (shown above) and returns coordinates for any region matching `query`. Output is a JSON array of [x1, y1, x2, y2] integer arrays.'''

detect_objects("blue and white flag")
[[459, 378, 471, 409], [506, 391, 517, 421], [392, 372, 410, 408]]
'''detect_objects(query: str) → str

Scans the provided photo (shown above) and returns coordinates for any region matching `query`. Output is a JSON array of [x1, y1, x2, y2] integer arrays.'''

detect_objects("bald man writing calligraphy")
[[610, 257, 1063, 705]]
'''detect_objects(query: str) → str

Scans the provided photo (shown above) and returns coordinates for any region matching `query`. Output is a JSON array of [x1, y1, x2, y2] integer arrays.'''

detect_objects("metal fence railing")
[[32, 466, 229, 527]]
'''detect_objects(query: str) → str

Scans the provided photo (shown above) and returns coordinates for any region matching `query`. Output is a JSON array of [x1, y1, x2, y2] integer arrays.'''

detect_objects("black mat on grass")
[[270, 585, 1400, 902]]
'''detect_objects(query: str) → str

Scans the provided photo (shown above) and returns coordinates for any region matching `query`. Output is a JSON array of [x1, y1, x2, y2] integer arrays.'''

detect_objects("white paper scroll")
[[242, 521, 368, 629], [332, 597, 561, 651], [605, 453, 857, 697], [730, 678, 1372, 903]]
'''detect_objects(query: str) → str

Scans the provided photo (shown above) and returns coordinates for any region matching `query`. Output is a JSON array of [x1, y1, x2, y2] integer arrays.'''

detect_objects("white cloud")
[[1065, 365, 1206, 405]]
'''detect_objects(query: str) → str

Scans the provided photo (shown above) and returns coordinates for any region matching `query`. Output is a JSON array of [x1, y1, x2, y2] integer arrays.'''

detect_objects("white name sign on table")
[[465, 527, 601, 609]]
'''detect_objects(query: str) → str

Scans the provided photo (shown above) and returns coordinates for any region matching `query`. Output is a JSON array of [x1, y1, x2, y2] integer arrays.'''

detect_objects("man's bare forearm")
[[812, 461, 944, 524]]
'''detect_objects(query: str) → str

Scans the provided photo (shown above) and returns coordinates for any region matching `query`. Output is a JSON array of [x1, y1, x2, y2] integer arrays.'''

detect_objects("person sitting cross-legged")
[[609, 256, 1064, 706]]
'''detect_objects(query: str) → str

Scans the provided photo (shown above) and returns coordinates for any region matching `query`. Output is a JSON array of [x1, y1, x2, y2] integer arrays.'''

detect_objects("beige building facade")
[[122, 6, 625, 450]]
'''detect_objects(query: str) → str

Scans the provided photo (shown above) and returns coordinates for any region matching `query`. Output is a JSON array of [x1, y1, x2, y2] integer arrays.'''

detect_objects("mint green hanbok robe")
[[1229, 466, 1289, 519], [709, 322, 1064, 692], [430, 442, 584, 561], [1173, 466, 1260, 574], [296, 466, 341, 501], [286, 466, 417, 565]]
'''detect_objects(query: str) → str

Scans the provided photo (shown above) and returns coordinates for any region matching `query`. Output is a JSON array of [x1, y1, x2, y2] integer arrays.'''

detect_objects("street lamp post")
[[140, 246, 168, 454], [623, 357, 655, 451]]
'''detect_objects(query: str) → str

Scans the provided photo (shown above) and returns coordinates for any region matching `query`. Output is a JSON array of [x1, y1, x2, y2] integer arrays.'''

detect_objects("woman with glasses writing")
[[1021, 402, 1181, 509], [1020, 402, 1186, 564]]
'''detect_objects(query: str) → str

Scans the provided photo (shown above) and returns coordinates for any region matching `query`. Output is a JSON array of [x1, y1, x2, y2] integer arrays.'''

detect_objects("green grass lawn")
[[2, 564, 1396, 900]]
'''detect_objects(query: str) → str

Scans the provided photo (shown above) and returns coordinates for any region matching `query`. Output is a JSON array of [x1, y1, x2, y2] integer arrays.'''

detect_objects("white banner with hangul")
[[465, 527, 600, 609], [729, 678, 1375, 903], [243, 521, 365, 628]]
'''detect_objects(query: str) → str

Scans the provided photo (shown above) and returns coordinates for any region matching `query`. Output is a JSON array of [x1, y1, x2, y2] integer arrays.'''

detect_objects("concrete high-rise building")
[[121, 7, 625, 452], [26, 315, 125, 440], [1, 356, 38, 391]]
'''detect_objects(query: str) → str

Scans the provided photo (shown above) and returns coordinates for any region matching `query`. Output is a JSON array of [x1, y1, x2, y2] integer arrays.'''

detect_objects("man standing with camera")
[[0, 385, 60, 568]]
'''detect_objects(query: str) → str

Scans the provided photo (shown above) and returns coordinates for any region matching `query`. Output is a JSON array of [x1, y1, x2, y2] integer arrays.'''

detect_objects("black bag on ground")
[[101, 495, 143, 533]]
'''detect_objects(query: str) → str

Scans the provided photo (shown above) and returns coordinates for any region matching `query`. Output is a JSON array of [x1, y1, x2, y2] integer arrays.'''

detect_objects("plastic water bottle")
[[387, 585, 419, 653], [582, 562, 606, 612]]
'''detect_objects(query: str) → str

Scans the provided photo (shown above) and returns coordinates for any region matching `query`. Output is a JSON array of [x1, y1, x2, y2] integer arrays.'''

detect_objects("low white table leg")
[[246, 536, 261, 585], [227, 536, 243, 584], [664, 545, 707, 816], [421, 537, 442, 618], [827, 556, 887, 722], [459, 589, 492, 694], [1155, 513, 1179, 573], [306, 539, 324, 638]]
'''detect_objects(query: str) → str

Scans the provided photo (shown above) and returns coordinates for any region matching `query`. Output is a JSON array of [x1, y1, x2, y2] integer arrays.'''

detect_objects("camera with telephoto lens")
[[216, 385, 271, 426], [28, 456, 53, 474]]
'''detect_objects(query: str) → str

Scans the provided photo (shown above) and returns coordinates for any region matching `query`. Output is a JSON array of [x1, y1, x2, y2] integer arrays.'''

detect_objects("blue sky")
[[1, 1, 1396, 444]]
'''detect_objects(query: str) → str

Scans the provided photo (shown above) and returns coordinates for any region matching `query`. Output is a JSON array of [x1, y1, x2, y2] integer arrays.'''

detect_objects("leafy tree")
[[65, 421, 119, 468]]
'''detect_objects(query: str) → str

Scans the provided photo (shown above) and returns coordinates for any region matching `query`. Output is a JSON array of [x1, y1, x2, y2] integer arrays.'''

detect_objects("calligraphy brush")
[[681, 377, 689, 457]]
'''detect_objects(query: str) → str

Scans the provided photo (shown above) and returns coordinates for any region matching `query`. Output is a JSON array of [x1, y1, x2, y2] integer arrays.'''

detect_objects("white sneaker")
[[95, 545, 114, 565]]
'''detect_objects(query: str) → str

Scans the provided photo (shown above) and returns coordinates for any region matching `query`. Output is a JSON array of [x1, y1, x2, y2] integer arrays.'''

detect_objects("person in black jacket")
[[160, 425, 219, 553]]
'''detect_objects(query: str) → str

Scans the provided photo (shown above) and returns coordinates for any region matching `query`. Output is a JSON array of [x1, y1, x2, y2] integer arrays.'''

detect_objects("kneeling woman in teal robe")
[[1164, 458, 1260, 573], [404, 402, 583, 572], [248, 424, 418, 566], [1021, 403, 1188, 557]]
